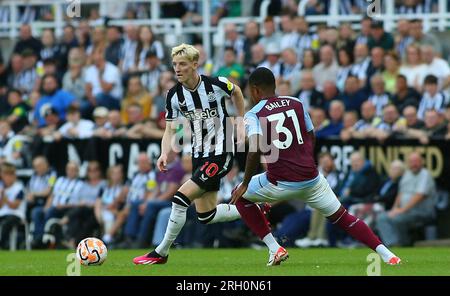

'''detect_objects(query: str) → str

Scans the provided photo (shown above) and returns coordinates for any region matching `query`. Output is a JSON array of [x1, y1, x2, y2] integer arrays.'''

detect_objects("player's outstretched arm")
[[157, 122, 176, 172], [231, 85, 246, 144]]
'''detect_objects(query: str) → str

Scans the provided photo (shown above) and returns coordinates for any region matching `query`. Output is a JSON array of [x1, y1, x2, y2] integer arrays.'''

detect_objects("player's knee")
[[171, 191, 191, 208], [197, 208, 217, 224]]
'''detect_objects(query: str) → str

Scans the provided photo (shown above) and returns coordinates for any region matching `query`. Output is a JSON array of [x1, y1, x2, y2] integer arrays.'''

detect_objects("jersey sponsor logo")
[[182, 107, 219, 121]]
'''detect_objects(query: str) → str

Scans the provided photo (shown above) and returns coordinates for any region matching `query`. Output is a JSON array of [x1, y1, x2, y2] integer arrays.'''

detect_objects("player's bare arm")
[[230, 84, 246, 144], [157, 122, 176, 172], [230, 134, 261, 204]]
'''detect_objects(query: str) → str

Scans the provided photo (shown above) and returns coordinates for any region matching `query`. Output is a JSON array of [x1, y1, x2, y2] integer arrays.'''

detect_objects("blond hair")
[[171, 43, 199, 62]]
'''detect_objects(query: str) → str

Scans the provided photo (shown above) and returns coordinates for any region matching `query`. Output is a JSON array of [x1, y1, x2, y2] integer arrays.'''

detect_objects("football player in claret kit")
[[230, 67, 401, 266], [133, 44, 246, 265]]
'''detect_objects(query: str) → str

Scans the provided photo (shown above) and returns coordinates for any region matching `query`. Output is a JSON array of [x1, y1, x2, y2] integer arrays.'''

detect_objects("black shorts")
[[191, 153, 234, 192]]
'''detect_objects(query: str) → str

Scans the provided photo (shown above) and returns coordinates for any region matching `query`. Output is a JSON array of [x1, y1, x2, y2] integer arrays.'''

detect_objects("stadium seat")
[[8, 220, 31, 251]]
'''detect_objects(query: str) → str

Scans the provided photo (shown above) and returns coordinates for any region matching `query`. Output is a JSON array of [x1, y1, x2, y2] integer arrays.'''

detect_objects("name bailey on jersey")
[[181, 107, 219, 121]]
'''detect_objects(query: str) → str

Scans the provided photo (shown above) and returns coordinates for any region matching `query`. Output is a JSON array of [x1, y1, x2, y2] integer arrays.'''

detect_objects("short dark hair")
[[248, 67, 276, 91], [424, 74, 438, 85]]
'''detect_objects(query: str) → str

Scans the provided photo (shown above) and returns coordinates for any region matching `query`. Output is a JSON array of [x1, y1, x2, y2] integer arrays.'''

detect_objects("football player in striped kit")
[[133, 44, 246, 265]]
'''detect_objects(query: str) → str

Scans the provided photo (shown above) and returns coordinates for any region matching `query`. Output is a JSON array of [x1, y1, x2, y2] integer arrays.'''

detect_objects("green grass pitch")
[[0, 248, 449, 276]]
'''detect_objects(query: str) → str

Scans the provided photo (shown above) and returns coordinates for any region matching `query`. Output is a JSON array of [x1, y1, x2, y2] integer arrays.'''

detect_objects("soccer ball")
[[76, 237, 107, 266]]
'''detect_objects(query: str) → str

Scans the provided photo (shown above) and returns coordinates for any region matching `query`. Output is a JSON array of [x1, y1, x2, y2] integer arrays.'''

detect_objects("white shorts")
[[243, 173, 341, 217]]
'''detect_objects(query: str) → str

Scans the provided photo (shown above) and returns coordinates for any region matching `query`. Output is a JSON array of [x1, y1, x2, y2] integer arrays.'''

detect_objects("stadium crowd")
[[0, 0, 449, 250]]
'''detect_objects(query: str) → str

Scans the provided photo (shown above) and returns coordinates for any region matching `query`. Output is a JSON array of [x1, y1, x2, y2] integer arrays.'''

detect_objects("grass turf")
[[0, 247, 448, 276]]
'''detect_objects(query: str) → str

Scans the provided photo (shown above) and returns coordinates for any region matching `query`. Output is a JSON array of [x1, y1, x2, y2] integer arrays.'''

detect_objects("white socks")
[[263, 233, 281, 253], [155, 203, 188, 257], [375, 244, 396, 262], [208, 204, 241, 224]]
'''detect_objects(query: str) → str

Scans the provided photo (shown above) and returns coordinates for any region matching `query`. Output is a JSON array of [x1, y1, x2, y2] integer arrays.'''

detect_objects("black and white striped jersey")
[[51, 177, 84, 207], [165, 75, 235, 159]]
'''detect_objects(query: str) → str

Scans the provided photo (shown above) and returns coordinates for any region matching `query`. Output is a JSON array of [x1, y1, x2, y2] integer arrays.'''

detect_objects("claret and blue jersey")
[[244, 95, 319, 187]]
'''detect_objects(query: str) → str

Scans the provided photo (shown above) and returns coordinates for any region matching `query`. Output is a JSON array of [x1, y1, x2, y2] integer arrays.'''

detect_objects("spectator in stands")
[[295, 152, 343, 248], [62, 161, 106, 248], [280, 14, 298, 51], [31, 161, 83, 245], [26, 156, 56, 221], [221, 23, 245, 64], [394, 19, 413, 61], [215, 47, 245, 83], [35, 107, 63, 144], [33, 74, 75, 127], [339, 151, 380, 205], [62, 48, 87, 116], [40, 29, 60, 61], [241, 21, 260, 68], [86, 26, 106, 59], [5, 88, 30, 133], [119, 25, 138, 74], [404, 106, 425, 130], [376, 152, 437, 246], [135, 150, 185, 247], [382, 51, 400, 94], [119, 153, 157, 248], [295, 70, 322, 111], [316, 100, 344, 138], [402, 109, 447, 144], [258, 43, 282, 79], [194, 44, 214, 76], [76, 20, 91, 52], [277, 80, 291, 96], [352, 101, 381, 137], [20, 49, 40, 96], [280, 48, 301, 93], [337, 22, 356, 53], [140, 51, 167, 97], [95, 165, 126, 245], [0, 162, 26, 249], [355, 16, 371, 45], [372, 104, 406, 142], [311, 80, 339, 111], [107, 110, 128, 138], [258, 16, 282, 53], [13, 24, 42, 58], [365, 47, 385, 93], [58, 24, 79, 72], [92, 106, 113, 139], [309, 108, 328, 135], [367, 20, 394, 51], [409, 19, 442, 56], [340, 111, 359, 141], [351, 43, 370, 87], [248, 44, 266, 74], [375, 160, 405, 211], [369, 75, 391, 117], [336, 47, 354, 92], [417, 75, 449, 120], [134, 26, 164, 71], [293, 16, 319, 57], [391, 74, 421, 113], [121, 75, 152, 125], [341, 75, 366, 113], [420, 45, 450, 91], [55, 105, 94, 140], [399, 44, 427, 91], [313, 45, 339, 91], [105, 26, 123, 66], [84, 47, 123, 111]]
